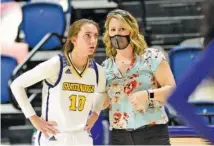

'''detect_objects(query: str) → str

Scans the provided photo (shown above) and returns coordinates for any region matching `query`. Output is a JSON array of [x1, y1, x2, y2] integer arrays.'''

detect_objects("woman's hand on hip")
[[29, 115, 58, 137]]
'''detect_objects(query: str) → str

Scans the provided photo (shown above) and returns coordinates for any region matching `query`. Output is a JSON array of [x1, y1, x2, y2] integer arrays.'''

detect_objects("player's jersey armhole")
[[92, 60, 99, 86], [44, 54, 63, 88]]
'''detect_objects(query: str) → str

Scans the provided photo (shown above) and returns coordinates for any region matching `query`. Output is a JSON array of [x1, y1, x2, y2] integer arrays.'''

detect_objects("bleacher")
[[1, 0, 214, 145]]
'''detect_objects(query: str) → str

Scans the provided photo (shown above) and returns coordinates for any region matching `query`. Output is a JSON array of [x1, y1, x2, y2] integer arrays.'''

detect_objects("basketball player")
[[10, 19, 106, 145]]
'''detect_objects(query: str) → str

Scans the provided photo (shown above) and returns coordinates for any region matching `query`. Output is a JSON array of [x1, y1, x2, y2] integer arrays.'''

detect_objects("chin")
[[88, 51, 95, 56]]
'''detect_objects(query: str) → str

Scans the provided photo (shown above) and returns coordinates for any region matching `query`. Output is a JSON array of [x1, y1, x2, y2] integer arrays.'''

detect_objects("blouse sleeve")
[[145, 48, 166, 74]]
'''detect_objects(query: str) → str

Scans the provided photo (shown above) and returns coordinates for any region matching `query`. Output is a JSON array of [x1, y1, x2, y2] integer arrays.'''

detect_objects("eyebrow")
[[85, 32, 98, 35], [109, 26, 125, 28]]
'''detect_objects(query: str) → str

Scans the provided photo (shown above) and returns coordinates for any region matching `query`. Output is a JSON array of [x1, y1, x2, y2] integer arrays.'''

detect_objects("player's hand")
[[29, 115, 58, 137], [103, 94, 111, 109], [84, 112, 99, 132]]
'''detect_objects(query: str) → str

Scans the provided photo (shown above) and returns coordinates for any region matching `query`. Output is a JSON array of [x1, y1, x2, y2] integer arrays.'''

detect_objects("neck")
[[70, 50, 88, 70], [115, 45, 134, 62]]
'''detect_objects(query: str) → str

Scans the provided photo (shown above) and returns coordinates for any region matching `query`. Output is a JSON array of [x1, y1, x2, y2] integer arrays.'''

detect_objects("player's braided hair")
[[103, 9, 148, 57], [63, 19, 99, 57]]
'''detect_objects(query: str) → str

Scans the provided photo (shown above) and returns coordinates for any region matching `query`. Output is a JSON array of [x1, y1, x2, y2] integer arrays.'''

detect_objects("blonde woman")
[[102, 9, 176, 145], [10, 19, 106, 146]]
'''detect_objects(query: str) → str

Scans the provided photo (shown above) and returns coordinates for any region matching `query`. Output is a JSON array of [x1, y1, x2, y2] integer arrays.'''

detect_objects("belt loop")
[[126, 128, 134, 132]]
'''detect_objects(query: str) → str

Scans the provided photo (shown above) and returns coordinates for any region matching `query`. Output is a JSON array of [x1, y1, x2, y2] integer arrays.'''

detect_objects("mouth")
[[89, 46, 95, 50]]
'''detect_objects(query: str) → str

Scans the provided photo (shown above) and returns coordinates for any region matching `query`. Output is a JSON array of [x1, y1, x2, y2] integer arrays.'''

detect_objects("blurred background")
[[1, 0, 214, 145]]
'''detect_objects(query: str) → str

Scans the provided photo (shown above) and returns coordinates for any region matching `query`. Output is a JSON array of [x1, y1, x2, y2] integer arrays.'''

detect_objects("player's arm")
[[85, 92, 106, 132], [10, 56, 60, 136], [91, 67, 107, 116], [102, 92, 110, 110], [85, 66, 107, 131], [10, 56, 60, 118], [85, 66, 107, 132]]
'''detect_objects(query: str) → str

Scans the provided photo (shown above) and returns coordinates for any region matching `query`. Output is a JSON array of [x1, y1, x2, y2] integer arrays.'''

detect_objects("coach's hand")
[[129, 90, 149, 111], [29, 115, 58, 137], [84, 112, 98, 132]]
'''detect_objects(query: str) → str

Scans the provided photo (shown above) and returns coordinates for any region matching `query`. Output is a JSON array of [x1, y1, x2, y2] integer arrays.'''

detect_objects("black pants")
[[110, 124, 170, 145]]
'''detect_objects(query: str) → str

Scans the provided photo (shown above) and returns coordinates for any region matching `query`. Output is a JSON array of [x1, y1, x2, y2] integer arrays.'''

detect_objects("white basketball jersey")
[[41, 54, 105, 132]]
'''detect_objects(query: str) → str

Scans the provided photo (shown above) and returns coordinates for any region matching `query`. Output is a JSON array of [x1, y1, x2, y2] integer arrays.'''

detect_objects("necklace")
[[120, 61, 130, 64], [117, 57, 135, 65], [115, 57, 136, 72]]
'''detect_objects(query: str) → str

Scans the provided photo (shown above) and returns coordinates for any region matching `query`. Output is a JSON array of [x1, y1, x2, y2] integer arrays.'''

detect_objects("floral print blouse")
[[102, 48, 169, 129]]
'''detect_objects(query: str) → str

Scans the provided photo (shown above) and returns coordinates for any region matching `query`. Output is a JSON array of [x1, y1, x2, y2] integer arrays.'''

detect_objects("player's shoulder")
[[42, 54, 69, 71], [46, 54, 62, 65], [38, 54, 61, 67], [94, 62, 105, 72], [90, 61, 105, 76], [93, 62, 106, 84]]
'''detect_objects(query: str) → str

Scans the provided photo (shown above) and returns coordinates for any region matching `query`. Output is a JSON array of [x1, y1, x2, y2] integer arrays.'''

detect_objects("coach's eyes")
[[110, 28, 126, 32], [120, 28, 125, 31]]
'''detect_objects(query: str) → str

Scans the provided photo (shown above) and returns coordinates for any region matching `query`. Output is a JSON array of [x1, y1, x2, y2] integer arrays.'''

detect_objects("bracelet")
[[146, 90, 154, 100], [146, 90, 154, 108], [149, 90, 154, 99]]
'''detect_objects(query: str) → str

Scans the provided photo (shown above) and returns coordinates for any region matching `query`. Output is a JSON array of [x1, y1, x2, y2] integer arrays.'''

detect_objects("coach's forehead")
[[108, 17, 127, 29]]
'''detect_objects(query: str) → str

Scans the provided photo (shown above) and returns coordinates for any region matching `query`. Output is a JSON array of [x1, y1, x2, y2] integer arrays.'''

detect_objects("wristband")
[[148, 90, 154, 100]]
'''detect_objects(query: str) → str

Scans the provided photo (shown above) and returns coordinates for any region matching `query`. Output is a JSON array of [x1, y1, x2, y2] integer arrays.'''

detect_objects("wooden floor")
[[170, 137, 212, 145]]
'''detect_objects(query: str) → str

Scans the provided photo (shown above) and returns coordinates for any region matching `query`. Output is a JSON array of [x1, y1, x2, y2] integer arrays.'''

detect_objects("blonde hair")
[[63, 19, 99, 57], [103, 9, 148, 57]]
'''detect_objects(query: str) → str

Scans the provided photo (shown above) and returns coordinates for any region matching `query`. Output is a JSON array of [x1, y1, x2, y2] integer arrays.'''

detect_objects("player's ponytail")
[[64, 38, 74, 53]]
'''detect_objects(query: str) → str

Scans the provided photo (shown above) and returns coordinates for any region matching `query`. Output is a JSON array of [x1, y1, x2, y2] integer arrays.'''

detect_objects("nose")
[[113, 29, 119, 36], [90, 36, 97, 45], [112, 29, 121, 36]]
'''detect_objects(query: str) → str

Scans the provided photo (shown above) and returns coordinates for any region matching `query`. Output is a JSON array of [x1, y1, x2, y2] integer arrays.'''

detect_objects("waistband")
[[112, 124, 167, 132]]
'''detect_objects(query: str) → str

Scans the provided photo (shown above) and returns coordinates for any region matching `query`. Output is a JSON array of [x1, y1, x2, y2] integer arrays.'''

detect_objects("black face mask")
[[110, 35, 130, 50]]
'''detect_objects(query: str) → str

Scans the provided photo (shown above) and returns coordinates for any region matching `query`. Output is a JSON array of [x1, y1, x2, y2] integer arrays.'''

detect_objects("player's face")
[[108, 18, 130, 37], [75, 23, 98, 56]]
